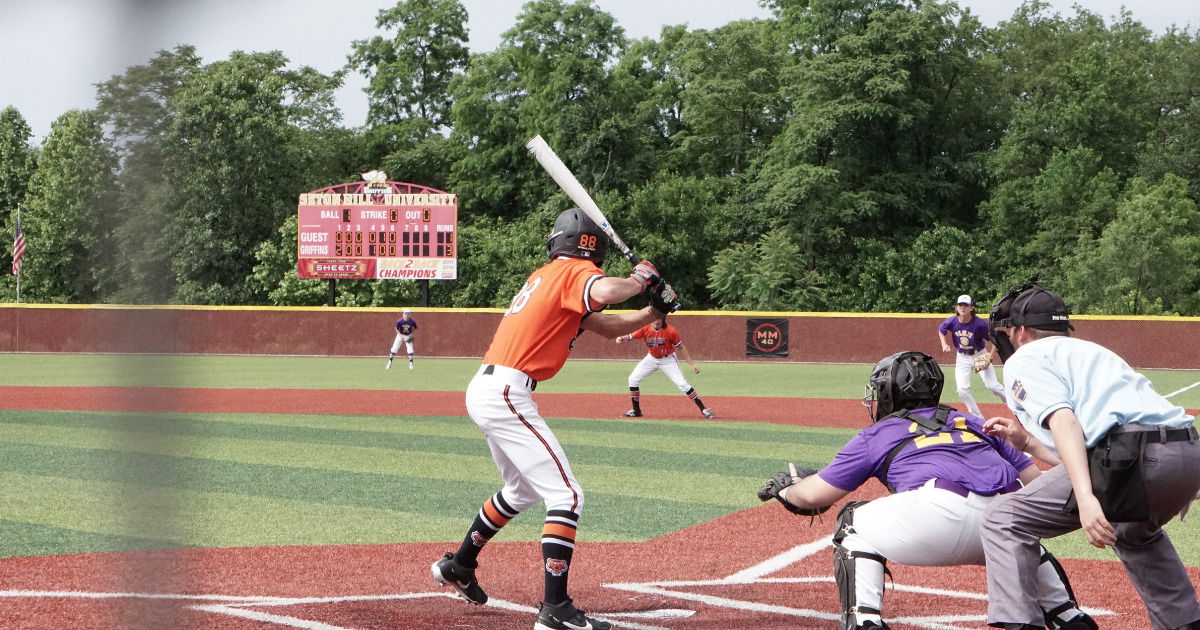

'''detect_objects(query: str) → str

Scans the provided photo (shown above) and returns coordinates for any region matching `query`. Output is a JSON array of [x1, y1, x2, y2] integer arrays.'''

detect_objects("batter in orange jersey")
[[616, 317, 714, 420], [431, 208, 681, 630]]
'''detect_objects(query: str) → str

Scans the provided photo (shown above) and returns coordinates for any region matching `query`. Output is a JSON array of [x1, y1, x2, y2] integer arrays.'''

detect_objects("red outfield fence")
[[0, 304, 1197, 369]]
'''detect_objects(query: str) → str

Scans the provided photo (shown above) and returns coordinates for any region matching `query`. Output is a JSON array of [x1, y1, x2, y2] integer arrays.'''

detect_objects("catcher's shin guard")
[[833, 501, 890, 630], [1037, 546, 1095, 629]]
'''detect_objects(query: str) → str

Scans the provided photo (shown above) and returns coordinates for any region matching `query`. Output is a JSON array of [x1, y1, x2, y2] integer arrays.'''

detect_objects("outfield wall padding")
[[0, 306, 1197, 369]]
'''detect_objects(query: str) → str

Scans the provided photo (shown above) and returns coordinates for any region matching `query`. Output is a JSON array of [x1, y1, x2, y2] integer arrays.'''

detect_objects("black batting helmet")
[[862, 351, 944, 422], [546, 208, 609, 262]]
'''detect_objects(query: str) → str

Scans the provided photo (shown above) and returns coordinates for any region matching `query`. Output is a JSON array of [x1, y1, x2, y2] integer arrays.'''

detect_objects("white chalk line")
[[607, 538, 1116, 630], [0, 538, 1116, 630], [1164, 380, 1200, 399]]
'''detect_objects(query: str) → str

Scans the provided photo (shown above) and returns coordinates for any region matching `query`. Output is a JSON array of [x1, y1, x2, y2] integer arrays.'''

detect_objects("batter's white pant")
[[464, 364, 583, 515], [953, 350, 1005, 416], [842, 480, 1076, 624], [628, 353, 692, 393], [390, 333, 414, 355]]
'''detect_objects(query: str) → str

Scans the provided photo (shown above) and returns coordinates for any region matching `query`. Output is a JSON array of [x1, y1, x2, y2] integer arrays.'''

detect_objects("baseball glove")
[[972, 351, 993, 373], [757, 463, 829, 517]]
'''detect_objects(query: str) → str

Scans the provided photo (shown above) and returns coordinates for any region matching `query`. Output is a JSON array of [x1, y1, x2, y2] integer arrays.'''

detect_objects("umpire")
[[981, 282, 1200, 630]]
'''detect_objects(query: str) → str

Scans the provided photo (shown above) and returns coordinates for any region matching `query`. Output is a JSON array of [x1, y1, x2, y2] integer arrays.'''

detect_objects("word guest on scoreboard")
[[296, 174, 458, 280]]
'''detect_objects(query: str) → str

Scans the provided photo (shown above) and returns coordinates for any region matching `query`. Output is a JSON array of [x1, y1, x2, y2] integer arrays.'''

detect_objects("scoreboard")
[[296, 179, 457, 280]]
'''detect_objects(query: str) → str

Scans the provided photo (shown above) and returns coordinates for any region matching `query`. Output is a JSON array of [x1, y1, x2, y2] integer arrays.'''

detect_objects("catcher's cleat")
[[702, 408, 716, 419], [622, 409, 642, 418], [534, 599, 612, 630], [431, 552, 487, 605]]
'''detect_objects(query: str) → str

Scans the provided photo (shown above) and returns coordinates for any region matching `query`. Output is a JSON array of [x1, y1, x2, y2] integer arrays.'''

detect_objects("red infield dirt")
[[0, 386, 1192, 629]]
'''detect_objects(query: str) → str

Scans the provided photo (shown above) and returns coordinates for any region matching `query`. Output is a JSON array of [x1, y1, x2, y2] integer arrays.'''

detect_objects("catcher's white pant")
[[954, 350, 1005, 416], [465, 364, 582, 515], [628, 353, 692, 392], [390, 333, 414, 355], [840, 480, 1075, 624]]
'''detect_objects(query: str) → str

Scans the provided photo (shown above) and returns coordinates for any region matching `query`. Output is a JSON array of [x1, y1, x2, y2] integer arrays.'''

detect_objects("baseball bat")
[[524, 134, 640, 265]]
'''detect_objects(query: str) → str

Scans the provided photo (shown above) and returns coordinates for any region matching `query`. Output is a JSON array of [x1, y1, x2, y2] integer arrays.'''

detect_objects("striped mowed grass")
[[0, 354, 1197, 565]]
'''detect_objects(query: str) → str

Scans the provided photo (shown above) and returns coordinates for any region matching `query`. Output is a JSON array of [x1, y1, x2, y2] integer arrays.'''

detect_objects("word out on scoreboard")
[[296, 173, 458, 280]]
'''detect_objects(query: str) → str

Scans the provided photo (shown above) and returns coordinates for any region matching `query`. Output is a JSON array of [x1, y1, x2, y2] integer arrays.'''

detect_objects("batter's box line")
[[0, 590, 676, 630]]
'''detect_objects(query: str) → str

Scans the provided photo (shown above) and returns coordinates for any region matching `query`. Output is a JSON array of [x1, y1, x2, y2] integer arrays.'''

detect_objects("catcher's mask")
[[546, 208, 609, 262], [861, 351, 944, 422], [988, 279, 1073, 363]]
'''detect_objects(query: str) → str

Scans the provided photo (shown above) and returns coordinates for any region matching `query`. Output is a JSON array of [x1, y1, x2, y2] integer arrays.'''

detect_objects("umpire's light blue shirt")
[[1003, 336, 1194, 454]]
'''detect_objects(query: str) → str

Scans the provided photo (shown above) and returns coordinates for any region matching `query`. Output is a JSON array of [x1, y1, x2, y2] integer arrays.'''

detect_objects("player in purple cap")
[[759, 351, 1095, 630], [938, 293, 1006, 416]]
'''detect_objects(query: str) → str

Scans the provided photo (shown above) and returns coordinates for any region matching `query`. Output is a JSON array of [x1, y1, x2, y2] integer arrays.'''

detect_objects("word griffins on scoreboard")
[[298, 193, 457, 206]]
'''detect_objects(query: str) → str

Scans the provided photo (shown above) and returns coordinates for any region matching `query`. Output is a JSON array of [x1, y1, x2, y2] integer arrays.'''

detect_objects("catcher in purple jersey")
[[758, 351, 1095, 630]]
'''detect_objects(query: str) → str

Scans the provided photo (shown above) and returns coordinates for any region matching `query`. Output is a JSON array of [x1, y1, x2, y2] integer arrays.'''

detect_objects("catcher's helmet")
[[546, 208, 608, 262], [862, 351, 944, 422]]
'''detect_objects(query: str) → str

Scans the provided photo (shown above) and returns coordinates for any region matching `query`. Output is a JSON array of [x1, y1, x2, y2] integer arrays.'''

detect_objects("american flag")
[[12, 214, 26, 275]]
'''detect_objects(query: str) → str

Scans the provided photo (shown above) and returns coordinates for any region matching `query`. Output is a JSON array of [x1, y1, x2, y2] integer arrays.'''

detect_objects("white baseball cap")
[[402, 308, 412, 315], [956, 294, 973, 306]]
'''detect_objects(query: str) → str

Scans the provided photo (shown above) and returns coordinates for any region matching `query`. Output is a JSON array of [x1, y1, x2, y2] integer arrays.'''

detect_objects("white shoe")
[[702, 409, 716, 419], [385, 360, 392, 370], [408, 362, 414, 370]]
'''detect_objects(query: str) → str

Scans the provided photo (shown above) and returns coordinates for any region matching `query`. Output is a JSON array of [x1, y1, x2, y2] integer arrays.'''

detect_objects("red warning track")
[[0, 385, 1014, 428], [0, 386, 1193, 629]]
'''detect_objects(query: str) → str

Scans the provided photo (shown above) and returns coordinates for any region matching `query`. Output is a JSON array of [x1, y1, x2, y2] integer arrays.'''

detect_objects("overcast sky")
[[2, 0, 1197, 142]]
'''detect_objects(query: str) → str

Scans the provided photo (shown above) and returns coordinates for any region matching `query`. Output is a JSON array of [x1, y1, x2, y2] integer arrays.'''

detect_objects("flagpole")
[[15, 206, 20, 304]]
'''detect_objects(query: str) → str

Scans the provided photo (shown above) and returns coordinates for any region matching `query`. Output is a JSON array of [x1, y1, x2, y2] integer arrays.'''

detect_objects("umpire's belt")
[[933, 478, 1022, 498], [1104, 423, 1197, 444], [480, 364, 537, 391]]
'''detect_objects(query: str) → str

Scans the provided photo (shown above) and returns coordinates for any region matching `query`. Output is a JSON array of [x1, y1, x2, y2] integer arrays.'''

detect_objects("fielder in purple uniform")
[[938, 293, 1006, 416], [387, 308, 418, 370], [763, 351, 1094, 630], [981, 283, 1200, 630]]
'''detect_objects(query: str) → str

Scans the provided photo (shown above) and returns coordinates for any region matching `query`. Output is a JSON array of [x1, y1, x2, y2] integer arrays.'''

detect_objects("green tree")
[[1136, 30, 1200, 199], [870, 225, 997, 313], [0, 106, 35, 279], [1063, 175, 1200, 315], [8, 110, 118, 302], [708, 227, 825, 310], [95, 46, 202, 303], [162, 51, 341, 304], [448, 0, 633, 217], [348, 0, 468, 130], [660, 19, 789, 176], [748, 0, 1000, 310]]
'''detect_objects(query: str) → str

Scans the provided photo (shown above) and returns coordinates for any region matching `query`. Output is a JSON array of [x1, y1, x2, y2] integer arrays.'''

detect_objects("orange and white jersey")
[[482, 257, 606, 382], [632, 322, 681, 359]]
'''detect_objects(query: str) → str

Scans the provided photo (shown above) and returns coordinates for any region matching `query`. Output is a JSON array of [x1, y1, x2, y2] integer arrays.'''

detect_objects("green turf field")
[[0, 354, 1197, 564]]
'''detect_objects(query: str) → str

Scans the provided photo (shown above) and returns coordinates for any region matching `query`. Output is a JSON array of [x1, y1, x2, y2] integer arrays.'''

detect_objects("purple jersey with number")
[[818, 407, 1031, 494], [395, 317, 418, 336], [938, 315, 991, 355]]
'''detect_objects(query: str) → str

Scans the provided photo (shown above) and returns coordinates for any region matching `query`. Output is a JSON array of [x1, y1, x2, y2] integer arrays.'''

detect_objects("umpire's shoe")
[[431, 552, 487, 605], [534, 599, 611, 630]]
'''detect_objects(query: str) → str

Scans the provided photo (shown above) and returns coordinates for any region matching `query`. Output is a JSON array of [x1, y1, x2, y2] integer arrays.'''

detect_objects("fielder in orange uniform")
[[431, 208, 680, 630], [617, 318, 714, 419]]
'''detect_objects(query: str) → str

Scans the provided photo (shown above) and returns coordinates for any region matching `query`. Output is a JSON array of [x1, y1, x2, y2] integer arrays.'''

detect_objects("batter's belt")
[[481, 363, 537, 391]]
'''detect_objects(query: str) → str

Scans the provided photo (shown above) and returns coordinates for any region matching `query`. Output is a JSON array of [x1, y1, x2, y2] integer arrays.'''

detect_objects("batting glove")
[[630, 261, 660, 290]]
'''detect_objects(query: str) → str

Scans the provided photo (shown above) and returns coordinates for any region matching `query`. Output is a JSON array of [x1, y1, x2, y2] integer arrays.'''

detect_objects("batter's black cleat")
[[534, 599, 611, 630], [431, 552, 487, 605], [622, 409, 642, 418]]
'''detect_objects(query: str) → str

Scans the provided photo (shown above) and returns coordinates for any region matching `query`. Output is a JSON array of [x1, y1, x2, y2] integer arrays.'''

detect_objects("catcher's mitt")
[[972, 351, 993, 373], [757, 463, 829, 517]]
